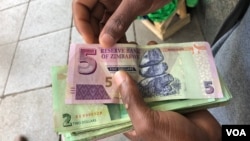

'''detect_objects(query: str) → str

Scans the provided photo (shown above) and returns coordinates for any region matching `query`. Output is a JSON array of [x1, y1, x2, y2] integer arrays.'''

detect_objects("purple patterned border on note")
[[76, 84, 111, 100]]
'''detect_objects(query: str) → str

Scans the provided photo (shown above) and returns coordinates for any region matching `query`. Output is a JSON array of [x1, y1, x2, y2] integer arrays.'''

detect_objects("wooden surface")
[[141, 0, 191, 40]]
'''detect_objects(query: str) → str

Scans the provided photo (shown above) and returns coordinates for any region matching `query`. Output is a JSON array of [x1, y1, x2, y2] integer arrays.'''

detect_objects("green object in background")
[[139, 0, 199, 22], [147, 0, 178, 22], [186, 0, 199, 7]]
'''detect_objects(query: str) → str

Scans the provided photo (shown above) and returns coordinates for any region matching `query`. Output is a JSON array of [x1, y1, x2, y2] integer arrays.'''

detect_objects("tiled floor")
[[0, 1, 204, 141]]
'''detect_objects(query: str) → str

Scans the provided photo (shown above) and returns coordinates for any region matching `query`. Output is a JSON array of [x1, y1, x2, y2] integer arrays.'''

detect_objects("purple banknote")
[[66, 42, 223, 104]]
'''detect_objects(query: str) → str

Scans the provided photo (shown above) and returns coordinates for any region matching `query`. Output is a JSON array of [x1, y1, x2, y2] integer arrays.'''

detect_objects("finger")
[[99, 0, 171, 47], [128, 41, 138, 45], [147, 40, 158, 45], [117, 35, 128, 43], [124, 130, 137, 140], [185, 110, 222, 140], [91, 2, 105, 21], [99, 10, 112, 31], [114, 71, 150, 125], [91, 3, 105, 37], [73, 0, 98, 43], [90, 17, 100, 40], [100, 0, 121, 12], [99, 1, 138, 48]]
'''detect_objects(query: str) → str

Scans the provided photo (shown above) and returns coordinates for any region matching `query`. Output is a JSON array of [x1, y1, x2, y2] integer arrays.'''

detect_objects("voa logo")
[[226, 129, 247, 136]]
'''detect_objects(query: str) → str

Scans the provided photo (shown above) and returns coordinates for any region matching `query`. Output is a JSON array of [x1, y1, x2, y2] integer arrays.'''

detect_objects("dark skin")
[[114, 71, 221, 141], [73, 0, 172, 47], [73, 1, 222, 140]]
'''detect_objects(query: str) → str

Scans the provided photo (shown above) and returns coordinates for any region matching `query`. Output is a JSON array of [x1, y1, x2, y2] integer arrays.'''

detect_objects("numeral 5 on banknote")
[[78, 49, 97, 74], [66, 42, 223, 104]]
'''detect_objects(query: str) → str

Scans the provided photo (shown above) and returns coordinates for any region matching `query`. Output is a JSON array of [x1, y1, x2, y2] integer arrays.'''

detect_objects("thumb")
[[99, 1, 137, 48], [114, 71, 150, 122]]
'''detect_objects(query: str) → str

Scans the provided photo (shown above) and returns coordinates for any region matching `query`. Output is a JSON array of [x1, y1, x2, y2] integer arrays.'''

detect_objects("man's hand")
[[73, 0, 171, 48], [114, 71, 221, 141]]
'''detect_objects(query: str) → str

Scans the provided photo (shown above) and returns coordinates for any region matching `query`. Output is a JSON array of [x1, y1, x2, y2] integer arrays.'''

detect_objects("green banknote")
[[52, 66, 129, 133], [62, 122, 132, 141], [52, 66, 232, 140]]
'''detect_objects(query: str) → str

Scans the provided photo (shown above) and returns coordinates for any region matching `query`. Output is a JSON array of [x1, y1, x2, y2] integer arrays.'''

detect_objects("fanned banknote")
[[66, 42, 223, 104], [52, 66, 130, 133], [52, 66, 232, 141]]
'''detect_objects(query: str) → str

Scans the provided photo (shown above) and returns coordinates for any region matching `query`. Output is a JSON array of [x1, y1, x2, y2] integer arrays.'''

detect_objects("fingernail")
[[114, 71, 126, 86], [100, 33, 115, 48], [147, 40, 158, 45], [131, 130, 137, 136], [125, 104, 129, 109]]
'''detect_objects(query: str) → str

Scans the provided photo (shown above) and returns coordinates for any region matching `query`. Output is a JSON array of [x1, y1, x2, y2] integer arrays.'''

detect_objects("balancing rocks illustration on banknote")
[[66, 42, 223, 104], [138, 48, 181, 97]]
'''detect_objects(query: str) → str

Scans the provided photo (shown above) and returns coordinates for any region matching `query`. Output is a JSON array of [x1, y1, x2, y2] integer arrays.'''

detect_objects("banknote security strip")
[[66, 42, 223, 104]]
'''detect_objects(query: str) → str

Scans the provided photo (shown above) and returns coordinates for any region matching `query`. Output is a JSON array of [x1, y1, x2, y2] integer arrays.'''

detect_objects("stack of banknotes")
[[51, 42, 232, 141]]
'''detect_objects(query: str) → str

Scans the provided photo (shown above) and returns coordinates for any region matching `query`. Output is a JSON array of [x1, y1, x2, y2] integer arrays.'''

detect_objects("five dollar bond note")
[[66, 42, 223, 104]]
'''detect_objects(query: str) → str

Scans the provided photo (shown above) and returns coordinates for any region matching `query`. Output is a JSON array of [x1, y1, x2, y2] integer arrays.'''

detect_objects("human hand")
[[73, 0, 171, 48], [114, 70, 221, 141]]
